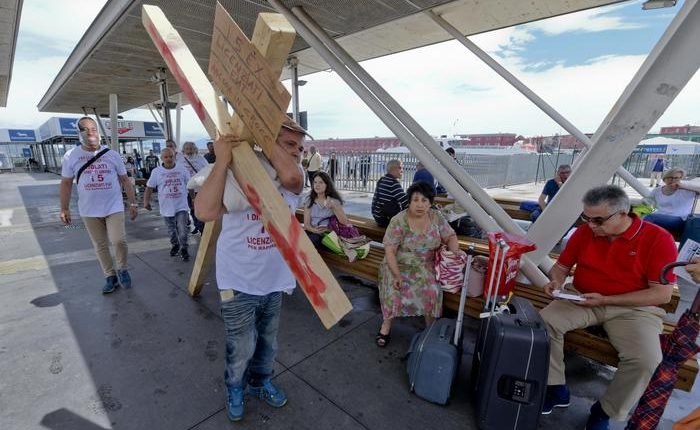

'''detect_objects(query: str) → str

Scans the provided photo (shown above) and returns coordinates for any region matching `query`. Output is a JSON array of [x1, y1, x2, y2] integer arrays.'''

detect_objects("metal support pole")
[[426, 10, 650, 199], [156, 68, 173, 141], [147, 103, 166, 137], [176, 93, 183, 146], [109, 94, 119, 152], [268, 0, 549, 286], [526, 0, 700, 265], [91, 107, 109, 147], [289, 56, 301, 123], [288, 5, 534, 234]]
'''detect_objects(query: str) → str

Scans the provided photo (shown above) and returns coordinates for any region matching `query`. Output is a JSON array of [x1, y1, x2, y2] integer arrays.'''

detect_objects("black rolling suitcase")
[[406, 250, 474, 405], [471, 239, 550, 430]]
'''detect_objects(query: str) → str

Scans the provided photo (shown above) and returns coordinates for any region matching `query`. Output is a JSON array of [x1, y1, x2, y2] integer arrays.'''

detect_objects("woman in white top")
[[645, 168, 700, 238], [303, 171, 352, 248]]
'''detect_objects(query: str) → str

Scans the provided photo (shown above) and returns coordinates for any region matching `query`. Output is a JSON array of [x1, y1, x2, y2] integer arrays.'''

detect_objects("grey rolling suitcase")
[[471, 239, 550, 430], [406, 251, 473, 405]]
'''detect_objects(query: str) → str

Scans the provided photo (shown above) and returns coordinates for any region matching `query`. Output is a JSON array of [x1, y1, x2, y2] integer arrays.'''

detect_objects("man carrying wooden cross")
[[195, 119, 307, 422]]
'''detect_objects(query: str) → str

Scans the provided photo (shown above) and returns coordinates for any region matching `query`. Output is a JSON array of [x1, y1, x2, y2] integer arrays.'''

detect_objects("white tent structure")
[[638, 136, 700, 155]]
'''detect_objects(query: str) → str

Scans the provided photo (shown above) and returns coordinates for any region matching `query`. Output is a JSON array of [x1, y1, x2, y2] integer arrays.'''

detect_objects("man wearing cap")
[[59, 116, 138, 294], [195, 119, 305, 423], [539, 185, 677, 430]]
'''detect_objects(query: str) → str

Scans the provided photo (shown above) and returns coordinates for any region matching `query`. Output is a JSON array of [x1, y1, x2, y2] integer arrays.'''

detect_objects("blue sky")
[[0, 0, 697, 142]]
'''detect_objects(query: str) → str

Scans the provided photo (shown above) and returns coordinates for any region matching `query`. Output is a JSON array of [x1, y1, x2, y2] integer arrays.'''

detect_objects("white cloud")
[[19, 0, 108, 53]]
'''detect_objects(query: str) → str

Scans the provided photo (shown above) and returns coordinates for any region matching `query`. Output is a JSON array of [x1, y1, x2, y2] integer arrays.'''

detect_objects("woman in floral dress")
[[376, 181, 460, 347]]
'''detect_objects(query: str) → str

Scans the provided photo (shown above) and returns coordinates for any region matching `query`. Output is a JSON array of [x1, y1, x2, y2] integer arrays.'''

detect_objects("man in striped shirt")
[[372, 159, 408, 227]]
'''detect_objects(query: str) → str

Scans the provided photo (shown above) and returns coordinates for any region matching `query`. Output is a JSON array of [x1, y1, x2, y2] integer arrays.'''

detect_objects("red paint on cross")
[[243, 184, 328, 309], [144, 19, 206, 123]]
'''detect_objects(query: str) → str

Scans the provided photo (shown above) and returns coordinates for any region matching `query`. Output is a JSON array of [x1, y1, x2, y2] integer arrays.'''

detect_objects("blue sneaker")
[[541, 384, 570, 415], [102, 276, 118, 294], [248, 379, 287, 408], [585, 401, 609, 430], [117, 270, 132, 289], [226, 387, 245, 421]]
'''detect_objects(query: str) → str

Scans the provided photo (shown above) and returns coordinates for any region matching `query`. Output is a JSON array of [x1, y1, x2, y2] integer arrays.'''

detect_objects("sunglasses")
[[580, 212, 620, 226]]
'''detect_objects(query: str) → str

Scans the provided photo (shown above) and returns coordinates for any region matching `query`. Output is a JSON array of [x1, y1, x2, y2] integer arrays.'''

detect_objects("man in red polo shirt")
[[539, 185, 677, 430]]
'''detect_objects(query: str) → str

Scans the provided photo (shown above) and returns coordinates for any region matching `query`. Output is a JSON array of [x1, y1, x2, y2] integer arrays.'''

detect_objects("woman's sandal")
[[375, 332, 391, 347]]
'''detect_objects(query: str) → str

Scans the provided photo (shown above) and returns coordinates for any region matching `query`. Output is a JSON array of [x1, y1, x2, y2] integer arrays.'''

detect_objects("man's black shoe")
[[170, 245, 180, 256]]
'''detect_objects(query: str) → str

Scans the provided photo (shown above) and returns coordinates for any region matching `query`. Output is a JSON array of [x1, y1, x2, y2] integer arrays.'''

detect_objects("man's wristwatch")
[[129, 203, 138, 208]]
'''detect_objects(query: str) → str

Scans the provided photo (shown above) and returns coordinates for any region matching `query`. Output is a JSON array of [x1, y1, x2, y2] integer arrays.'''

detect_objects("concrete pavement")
[[0, 172, 696, 430]]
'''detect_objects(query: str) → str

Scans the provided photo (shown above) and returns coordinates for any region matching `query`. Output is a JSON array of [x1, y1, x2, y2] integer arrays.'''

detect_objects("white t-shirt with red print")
[[61, 145, 127, 217], [216, 185, 300, 295], [146, 165, 191, 217]]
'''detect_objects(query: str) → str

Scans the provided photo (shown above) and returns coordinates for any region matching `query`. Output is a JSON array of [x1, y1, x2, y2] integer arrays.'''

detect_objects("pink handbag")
[[434, 245, 467, 293], [467, 256, 488, 297]]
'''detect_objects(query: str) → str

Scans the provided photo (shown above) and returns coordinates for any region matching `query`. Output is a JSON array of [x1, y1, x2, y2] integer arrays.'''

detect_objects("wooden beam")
[[142, 4, 352, 329], [188, 11, 295, 298]]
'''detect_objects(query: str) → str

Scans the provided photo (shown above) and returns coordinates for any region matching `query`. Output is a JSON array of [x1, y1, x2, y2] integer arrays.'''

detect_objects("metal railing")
[[320, 151, 582, 192], [321, 150, 700, 193]]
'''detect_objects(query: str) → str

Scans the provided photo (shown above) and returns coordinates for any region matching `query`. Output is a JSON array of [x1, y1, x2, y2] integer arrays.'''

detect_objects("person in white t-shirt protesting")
[[143, 148, 191, 261], [59, 116, 138, 294], [195, 119, 306, 423], [182, 141, 209, 235], [165, 139, 185, 164]]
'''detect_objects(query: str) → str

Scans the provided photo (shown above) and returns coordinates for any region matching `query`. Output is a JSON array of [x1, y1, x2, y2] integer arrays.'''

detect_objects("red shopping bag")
[[484, 232, 536, 299]]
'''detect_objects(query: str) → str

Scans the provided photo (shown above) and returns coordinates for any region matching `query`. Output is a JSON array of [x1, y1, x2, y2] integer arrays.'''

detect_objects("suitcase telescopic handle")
[[660, 261, 700, 314], [660, 261, 688, 285]]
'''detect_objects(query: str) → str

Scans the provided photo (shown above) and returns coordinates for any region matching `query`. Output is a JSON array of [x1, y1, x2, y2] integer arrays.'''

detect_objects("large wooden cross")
[[142, 4, 352, 329]]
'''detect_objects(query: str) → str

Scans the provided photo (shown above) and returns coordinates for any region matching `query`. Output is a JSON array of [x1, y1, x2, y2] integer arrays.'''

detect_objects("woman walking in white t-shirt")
[[645, 168, 700, 238]]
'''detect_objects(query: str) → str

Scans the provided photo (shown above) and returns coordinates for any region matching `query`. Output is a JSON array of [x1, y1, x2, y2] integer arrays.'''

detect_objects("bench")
[[434, 195, 533, 221], [304, 212, 696, 391]]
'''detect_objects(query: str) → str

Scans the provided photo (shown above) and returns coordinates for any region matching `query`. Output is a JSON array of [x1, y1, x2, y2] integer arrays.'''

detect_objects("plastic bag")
[[321, 231, 344, 255], [467, 255, 488, 297], [632, 203, 654, 218], [484, 232, 536, 299]]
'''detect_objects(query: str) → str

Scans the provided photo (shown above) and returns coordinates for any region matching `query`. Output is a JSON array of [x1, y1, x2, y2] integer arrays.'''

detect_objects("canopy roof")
[[38, 0, 623, 114], [0, 0, 23, 107]]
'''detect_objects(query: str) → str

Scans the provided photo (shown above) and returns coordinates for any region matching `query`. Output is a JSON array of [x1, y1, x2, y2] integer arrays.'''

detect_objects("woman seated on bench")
[[375, 181, 459, 347], [303, 171, 352, 248], [645, 168, 700, 239]]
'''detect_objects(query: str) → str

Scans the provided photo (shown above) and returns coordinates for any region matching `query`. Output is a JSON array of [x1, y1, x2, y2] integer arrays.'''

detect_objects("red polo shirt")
[[558, 214, 677, 295]]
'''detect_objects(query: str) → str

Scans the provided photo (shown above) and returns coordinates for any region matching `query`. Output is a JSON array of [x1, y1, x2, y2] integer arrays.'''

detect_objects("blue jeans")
[[644, 213, 685, 238], [530, 208, 542, 222], [188, 193, 204, 233], [164, 210, 188, 250], [220, 290, 282, 390]]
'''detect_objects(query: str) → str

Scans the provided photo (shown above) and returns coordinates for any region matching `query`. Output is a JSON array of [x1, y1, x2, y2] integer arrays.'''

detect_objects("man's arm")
[[579, 283, 674, 308], [118, 174, 138, 220], [538, 193, 547, 211], [195, 135, 242, 221], [59, 177, 73, 225], [543, 263, 570, 297], [143, 187, 154, 211]]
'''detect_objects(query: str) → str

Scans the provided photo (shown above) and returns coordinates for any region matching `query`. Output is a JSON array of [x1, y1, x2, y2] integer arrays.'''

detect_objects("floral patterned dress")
[[378, 209, 455, 319]]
